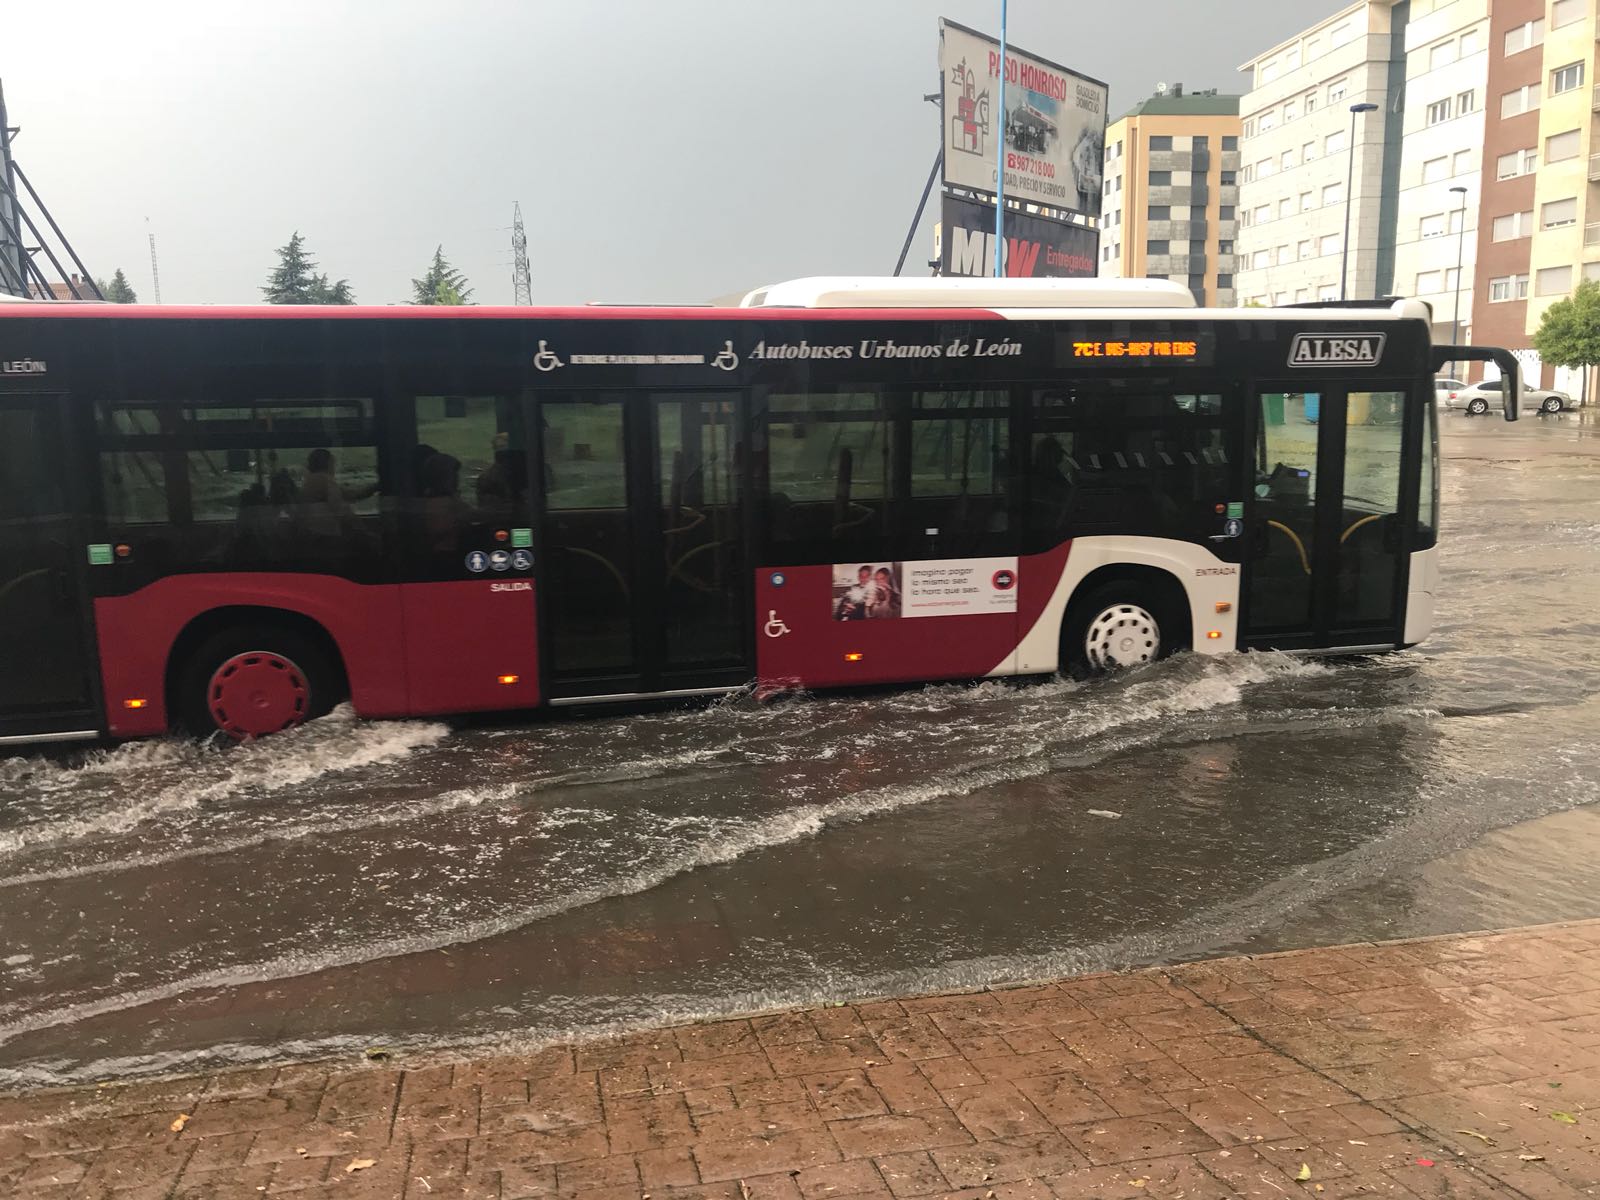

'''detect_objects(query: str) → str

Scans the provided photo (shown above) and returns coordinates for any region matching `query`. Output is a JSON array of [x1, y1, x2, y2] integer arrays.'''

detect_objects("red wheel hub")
[[208, 651, 310, 740]]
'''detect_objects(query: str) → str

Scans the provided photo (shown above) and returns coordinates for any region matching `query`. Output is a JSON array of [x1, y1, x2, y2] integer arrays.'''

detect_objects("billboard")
[[939, 18, 1108, 219], [939, 193, 1097, 278]]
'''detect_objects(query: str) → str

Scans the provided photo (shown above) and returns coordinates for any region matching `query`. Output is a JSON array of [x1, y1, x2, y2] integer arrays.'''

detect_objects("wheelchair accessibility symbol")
[[712, 340, 739, 371], [763, 610, 791, 638], [533, 340, 564, 372]]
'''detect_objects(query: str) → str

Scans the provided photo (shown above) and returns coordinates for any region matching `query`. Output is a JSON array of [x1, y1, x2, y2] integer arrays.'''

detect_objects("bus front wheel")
[[1062, 580, 1182, 679], [175, 627, 341, 741]]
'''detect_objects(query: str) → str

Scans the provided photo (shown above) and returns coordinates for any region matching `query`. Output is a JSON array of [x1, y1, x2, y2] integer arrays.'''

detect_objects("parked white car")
[[1442, 378, 1579, 415]]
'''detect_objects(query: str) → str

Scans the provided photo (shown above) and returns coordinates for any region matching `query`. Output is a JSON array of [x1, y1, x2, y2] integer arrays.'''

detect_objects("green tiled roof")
[[1117, 93, 1241, 120]]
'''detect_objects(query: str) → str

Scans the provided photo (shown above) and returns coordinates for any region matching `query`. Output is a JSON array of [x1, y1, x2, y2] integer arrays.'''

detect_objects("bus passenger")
[[298, 448, 378, 541], [420, 452, 467, 552]]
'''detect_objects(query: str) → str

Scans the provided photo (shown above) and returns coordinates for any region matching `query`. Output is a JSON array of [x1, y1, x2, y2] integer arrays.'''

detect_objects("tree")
[[411, 245, 473, 305], [261, 232, 355, 304], [1533, 278, 1600, 405], [100, 268, 137, 303]]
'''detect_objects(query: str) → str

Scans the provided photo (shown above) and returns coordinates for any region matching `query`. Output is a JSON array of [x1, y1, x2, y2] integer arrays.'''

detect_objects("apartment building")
[[1389, 0, 1490, 347], [1236, 2, 1405, 306], [1097, 86, 1242, 305], [1473, 0, 1596, 389]]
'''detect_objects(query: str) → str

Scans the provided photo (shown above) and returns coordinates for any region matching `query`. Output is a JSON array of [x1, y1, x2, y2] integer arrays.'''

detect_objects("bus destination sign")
[[1071, 339, 1199, 360]]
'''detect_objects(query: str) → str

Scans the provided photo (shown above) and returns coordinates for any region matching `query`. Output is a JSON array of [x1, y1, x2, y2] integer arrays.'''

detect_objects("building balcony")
[[1220, 150, 1241, 172], [1589, 153, 1600, 181], [1146, 150, 1181, 172], [1586, 222, 1600, 247], [1592, 83, 1600, 111]]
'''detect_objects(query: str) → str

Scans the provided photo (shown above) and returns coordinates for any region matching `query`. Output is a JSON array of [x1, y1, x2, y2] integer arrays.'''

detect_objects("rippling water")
[[2, 412, 1598, 1088]]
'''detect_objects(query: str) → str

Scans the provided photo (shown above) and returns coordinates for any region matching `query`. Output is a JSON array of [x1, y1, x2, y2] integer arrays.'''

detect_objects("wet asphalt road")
[[2, 410, 1599, 1089]]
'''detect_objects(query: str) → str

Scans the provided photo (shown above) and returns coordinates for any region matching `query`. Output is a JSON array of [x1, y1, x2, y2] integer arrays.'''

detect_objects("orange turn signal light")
[[1206, 630, 1223, 640], [122, 698, 148, 709], [844, 652, 864, 663], [497, 674, 519, 685]]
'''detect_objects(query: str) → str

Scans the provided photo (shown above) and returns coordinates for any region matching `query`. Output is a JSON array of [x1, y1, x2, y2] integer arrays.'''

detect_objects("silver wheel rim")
[[1543, 397, 1560, 412], [1085, 603, 1161, 671], [1469, 399, 1486, 413]]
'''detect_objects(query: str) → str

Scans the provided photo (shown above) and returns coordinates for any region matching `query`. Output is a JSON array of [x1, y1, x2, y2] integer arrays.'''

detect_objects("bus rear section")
[[0, 285, 1510, 745]]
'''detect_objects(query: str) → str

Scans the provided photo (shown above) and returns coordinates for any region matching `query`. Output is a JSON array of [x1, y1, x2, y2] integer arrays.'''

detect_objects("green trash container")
[[1264, 393, 1286, 425]]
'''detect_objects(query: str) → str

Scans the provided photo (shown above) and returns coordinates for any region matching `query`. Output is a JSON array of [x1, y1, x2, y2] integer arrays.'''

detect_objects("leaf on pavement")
[[346, 1158, 377, 1173], [169, 1114, 189, 1133], [1296, 1163, 1311, 1181]]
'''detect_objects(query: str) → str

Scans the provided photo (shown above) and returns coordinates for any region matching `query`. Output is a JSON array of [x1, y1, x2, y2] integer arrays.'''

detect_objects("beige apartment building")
[[1097, 86, 1243, 305]]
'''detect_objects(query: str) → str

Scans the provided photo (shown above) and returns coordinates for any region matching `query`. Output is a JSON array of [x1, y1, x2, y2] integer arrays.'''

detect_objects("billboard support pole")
[[894, 150, 943, 277], [992, 0, 1008, 278]]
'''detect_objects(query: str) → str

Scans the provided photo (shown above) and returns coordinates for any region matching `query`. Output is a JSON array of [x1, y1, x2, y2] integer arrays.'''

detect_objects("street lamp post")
[[1340, 102, 1379, 300], [1449, 184, 1469, 377]]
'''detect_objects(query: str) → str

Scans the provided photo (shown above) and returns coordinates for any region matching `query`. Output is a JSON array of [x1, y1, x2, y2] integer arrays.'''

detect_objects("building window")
[[1545, 129, 1580, 163], [1300, 191, 1315, 212], [1257, 158, 1276, 178], [1302, 140, 1317, 163], [1251, 249, 1270, 269], [1429, 41, 1456, 70], [1219, 205, 1236, 219], [1242, 163, 1254, 183], [1321, 183, 1344, 207], [1318, 283, 1338, 301], [1253, 204, 1271, 224], [1330, 21, 1353, 47], [1416, 270, 1442, 294], [1504, 19, 1545, 55], [1496, 147, 1538, 179], [1217, 273, 1234, 287], [1193, 135, 1210, 150], [1276, 245, 1292, 265], [1456, 90, 1477, 115], [1147, 239, 1171, 255], [1149, 170, 1173, 186], [1488, 273, 1530, 301], [1298, 239, 1313, 259], [1426, 98, 1452, 126], [1295, 288, 1310, 302], [1242, 118, 1255, 139], [1320, 232, 1343, 255], [1552, 0, 1582, 27], [1491, 211, 1533, 241], [1584, 263, 1600, 282], [1220, 170, 1237, 185], [1452, 149, 1472, 176], [1281, 149, 1294, 170], [1278, 198, 1293, 219], [1148, 204, 1172, 220], [1542, 198, 1578, 229], [1328, 78, 1348, 103], [1259, 110, 1277, 132], [1421, 156, 1449, 183], [1284, 101, 1298, 123], [1500, 84, 1539, 118], [1551, 61, 1584, 96], [1219, 239, 1234, 253], [1222, 135, 1238, 151], [1149, 135, 1173, 152], [1305, 91, 1318, 114], [1420, 213, 1446, 238], [1325, 129, 1348, 155], [1536, 265, 1573, 296]]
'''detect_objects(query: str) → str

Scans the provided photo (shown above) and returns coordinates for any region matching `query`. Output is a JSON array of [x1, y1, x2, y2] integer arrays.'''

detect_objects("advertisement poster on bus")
[[830, 558, 1018, 621], [939, 18, 1108, 219], [938, 194, 1097, 278]]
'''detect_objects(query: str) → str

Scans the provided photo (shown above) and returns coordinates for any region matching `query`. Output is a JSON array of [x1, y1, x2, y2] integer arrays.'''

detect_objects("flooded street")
[[3, 411, 1600, 1090]]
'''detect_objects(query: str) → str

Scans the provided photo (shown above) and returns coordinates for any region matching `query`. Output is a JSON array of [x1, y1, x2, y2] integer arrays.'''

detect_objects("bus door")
[[1240, 385, 1413, 650], [0, 394, 102, 742], [536, 391, 751, 702]]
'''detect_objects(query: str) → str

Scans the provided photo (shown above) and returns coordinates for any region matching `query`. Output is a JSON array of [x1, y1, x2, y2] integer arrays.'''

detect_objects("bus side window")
[[908, 390, 1010, 543], [766, 388, 889, 549], [409, 396, 528, 564]]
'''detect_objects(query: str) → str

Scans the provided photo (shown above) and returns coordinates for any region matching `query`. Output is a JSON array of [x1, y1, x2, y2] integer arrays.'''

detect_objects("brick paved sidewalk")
[[5, 921, 1600, 1199]]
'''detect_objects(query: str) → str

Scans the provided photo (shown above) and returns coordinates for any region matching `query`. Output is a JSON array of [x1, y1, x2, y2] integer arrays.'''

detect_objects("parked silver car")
[[1442, 378, 1579, 415]]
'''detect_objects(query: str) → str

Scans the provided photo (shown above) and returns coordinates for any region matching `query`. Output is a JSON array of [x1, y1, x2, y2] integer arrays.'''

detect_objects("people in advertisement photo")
[[831, 562, 903, 621]]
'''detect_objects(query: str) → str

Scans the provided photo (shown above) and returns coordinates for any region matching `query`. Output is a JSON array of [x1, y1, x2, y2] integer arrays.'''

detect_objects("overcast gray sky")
[[5, 1, 1336, 306]]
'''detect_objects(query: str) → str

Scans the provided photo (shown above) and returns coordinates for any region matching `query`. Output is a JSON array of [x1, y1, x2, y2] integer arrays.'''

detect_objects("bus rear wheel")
[[176, 627, 340, 740], [1063, 580, 1182, 679]]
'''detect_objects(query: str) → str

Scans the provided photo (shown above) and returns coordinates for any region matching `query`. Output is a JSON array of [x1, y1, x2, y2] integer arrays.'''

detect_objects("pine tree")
[[411, 245, 473, 305], [102, 268, 138, 304], [262, 233, 355, 304]]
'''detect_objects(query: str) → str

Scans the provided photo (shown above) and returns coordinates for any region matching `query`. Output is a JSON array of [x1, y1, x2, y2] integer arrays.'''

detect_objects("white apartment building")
[[1388, 0, 1489, 345], [1236, 2, 1400, 306]]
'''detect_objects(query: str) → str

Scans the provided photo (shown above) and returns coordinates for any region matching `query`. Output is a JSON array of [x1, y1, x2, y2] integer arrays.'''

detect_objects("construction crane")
[[511, 201, 531, 305], [145, 217, 161, 304]]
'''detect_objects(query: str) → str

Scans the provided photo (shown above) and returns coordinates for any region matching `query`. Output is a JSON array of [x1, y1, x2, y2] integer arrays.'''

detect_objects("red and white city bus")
[[0, 277, 1517, 745]]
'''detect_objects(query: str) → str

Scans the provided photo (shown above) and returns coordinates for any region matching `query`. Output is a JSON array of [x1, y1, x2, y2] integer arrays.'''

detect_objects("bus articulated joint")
[[1433, 345, 1520, 421]]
